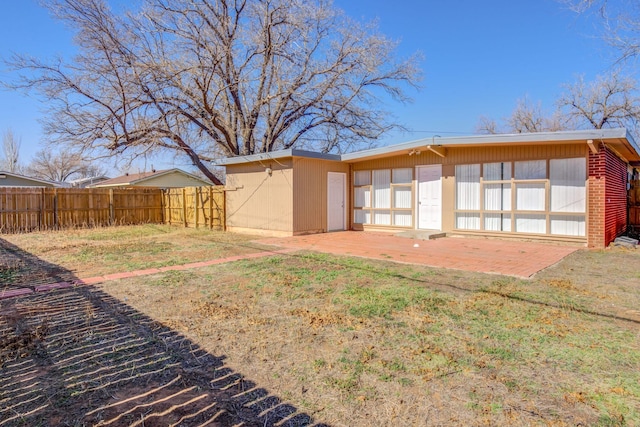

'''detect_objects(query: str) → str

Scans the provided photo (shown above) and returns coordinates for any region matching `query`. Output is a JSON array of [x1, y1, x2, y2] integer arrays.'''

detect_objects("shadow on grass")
[[0, 239, 77, 292], [0, 238, 327, 427]]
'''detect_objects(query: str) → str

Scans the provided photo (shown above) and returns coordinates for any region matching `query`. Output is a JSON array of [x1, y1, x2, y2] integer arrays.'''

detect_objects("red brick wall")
[[588, 144, 628, 248], [605, 147, 628, 244]]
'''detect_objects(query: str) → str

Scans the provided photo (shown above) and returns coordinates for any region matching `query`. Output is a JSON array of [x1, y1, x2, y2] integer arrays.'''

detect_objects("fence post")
[[39, 188, 44, 231], [167, 189, 172, 225], [209, 187, 213, 229], [194, 187, 199, 228], [222, 188, 226, 231], [109, 189, 114, 225], [182, 187, 187, 228], [53, 188, 59, 229], [160, 189, 165, 225], [88, 189, 94, 227]]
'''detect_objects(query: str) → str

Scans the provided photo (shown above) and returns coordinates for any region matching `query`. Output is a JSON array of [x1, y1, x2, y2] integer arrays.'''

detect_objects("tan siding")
[[441, 164, 456, 232], [293, 158, 349, 234], [226, 161, 294, 233], [351, 144, 588, 170]]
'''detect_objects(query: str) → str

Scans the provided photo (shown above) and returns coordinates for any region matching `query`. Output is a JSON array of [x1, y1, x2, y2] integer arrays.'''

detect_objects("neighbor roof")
[[68, 175, 111, 186], [0, 171, 61, 187], [91, 168, 211, 187]]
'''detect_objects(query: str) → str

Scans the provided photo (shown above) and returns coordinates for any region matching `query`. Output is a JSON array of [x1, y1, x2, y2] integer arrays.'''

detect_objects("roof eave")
[[341, 128, 637, 162], [0, 171, 62, 187], [217, 148, 341, 166]]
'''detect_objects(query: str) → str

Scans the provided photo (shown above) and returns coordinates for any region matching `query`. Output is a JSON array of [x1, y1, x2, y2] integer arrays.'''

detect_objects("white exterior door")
[[417, 165, 442, 230], [327, 172, 346, 231]]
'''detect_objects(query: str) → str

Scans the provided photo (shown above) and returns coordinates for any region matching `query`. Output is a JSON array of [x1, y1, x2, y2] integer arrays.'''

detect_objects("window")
[[455, 164, 480, 230], [483, 162, 511, 232], [550, 158, 586, 213], [354, 168, 413, 227], [454, 158, 586, 237], [549, 158, 586, 236]]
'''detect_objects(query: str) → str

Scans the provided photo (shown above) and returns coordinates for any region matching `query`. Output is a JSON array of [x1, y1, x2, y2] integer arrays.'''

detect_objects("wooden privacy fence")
[[0, 186, 225, 233], [0, 187, 164, 232], [163, 186, 225, 230]]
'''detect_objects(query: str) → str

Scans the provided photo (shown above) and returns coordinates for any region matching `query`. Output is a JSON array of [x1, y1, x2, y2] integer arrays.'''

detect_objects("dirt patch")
[[289, 308, 351, 328], [0, 305, 49, 365], [194, 300, 242, 320]]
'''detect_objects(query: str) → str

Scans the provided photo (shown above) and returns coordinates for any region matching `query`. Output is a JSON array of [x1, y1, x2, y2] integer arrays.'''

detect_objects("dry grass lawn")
[[1, 225, 640, 426]]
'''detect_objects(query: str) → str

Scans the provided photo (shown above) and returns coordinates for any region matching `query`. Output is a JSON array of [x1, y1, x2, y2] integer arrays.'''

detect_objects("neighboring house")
[[0, 171, 60, 187], [218, 128, 640, 248], [90, 168, 213, 188], [68, 175, 111, 188]]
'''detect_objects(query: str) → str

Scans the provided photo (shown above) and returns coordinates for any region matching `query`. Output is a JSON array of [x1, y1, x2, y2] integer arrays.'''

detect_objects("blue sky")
[[0, 0, 617, 173]]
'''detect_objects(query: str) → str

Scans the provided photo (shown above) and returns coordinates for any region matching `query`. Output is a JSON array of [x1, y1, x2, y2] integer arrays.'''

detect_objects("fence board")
[[161, 187, 225, 230]]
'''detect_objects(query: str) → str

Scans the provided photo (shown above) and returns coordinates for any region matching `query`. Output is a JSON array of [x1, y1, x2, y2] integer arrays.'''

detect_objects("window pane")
[[374, 210, 391, 225], [515, 160, 546, 179], [550, 215, 585, 236], [393, 168, 412, 184], [354, 209, 371, 224], [354, 187, 370, 208], [393, 186, 412, 208], [455, 212, 480, 230], [550, 158, 586, 213], [515, 214, 546, 233], [354, 170, 371, 186], [484, 162, 511, 181], [484, 213, 511, 232], [373, 170, 391, 208], [393, 211, 412, 227], [516, 183, 545, 211], [484, 183, 511, 211], [456, 164, 480, 210]]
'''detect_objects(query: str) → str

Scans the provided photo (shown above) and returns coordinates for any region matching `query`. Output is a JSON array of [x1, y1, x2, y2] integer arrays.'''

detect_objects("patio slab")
[[256, 231, 581, 278]]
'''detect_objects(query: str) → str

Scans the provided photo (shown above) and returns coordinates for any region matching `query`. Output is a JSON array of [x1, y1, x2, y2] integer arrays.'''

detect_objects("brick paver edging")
[[0, 248, 297, 301]]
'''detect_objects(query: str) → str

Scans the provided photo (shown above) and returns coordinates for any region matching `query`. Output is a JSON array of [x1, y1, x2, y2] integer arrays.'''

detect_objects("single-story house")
[[90, 168, 213, 188], [218, 128, 640, 248], [0, 171, 61, 187]]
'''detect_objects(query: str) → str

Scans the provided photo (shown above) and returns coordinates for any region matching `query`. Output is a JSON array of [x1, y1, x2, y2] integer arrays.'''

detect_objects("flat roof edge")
[[341, 128, 633, 161], [216, 128, 639, 166], [216, 149, 341, 165]]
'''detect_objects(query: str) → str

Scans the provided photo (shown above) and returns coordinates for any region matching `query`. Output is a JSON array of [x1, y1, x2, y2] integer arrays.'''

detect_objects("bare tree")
[[564, 0, 640, 62], [475, 97, 568, 134], [475, 116, 500, 134], [7, 0, 421, 185], [1, 129, 22, 173], [26, 149, 106, 182], [557, 70, 640, 129], [507, 97, 548, 133]]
